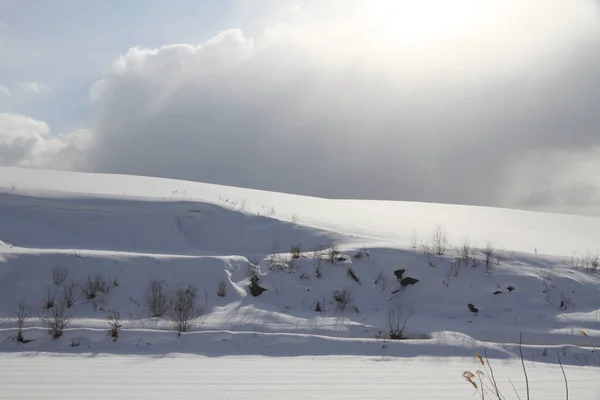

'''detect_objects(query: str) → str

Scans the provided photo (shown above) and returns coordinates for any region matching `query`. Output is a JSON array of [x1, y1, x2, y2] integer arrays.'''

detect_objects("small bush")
[[314, 255, 324, 278], [559, 291, 571, 310], [145, 278, 170, 317], [353, 250, 363, 260], [482, 242, 496, 274], [171, 285, 203, 336], [216, 280, 227, 297], [333, 289, 353, 312], [568, 252, 599, 273], [42, 288, 56, 310], [13, 300, 33, 344], [421, 225, 448, 256], [386, 305, 413, 340], [327, 244, 341, 264], [108, 312, 122, 341], [81, 273, 111, 300], [290, 243, 302, 259], [455, 241, 472, 266], [62, 282, 77, 308], [43, 301, 70, 339], [52, 267, 68, 286]]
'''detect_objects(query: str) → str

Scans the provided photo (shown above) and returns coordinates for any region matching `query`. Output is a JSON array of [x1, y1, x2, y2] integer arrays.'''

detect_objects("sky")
[[1, 0, 600, 216]]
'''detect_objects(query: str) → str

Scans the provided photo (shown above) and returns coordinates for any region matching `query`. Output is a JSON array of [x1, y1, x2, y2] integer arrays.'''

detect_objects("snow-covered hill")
[[0, 167, 599, 398]]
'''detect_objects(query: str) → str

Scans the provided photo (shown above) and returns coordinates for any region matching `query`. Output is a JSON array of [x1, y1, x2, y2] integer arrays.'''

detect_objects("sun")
[[366, 0, 496, 51]]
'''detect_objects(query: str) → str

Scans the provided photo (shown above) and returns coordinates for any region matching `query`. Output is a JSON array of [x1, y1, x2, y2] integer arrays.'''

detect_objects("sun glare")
[[367, 0, 494, 50]]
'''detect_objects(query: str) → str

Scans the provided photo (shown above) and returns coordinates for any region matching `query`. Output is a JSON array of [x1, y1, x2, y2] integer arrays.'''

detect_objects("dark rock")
[[493, 290, 503, 295], [393, 269, 406, 280], [249, 284, 267, 297], [400, 276, 419, 287], [468, 303, 479, 314], [506, 286, 515, 292]]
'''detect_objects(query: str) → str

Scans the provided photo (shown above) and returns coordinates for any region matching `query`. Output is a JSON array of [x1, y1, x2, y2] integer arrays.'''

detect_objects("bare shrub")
[[588, 254, 599, 273], [559, 292, 572, 310], [171, 285, 203, 336], [290, 243, 302, 259], [327, 244, 341, 263], [42, 288, 56, 310], [353, 250, 363, 260], [569, 252, 600, 273], [145, 278, 170, 317], [267, 241, 281, 268], [62, 282, 77, 308], [386, 305, 413, 340], [13, 300, 33, 343], [81, 273, 111, 300], [269, 257, 296, 273], [217, 280, 227, 297], [333, 289, 353, 312], [314, 254, 324, 278], [455, 240, 472, 266], [107, 312, 122, 341], [482, 242, 496, 274], [421, 225, 448, 256], [410, 229, 418, 249], [43, 301, 70, 339], [447, 259, 461, 280], [52, 267, 68, 286]]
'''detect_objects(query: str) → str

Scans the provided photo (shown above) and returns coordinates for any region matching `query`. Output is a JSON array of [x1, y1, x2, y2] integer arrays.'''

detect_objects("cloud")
[[0, 113, 91, 170], [3, 0, 600, 216], [17, 82, 51, 95], [0, 86, 10, 95], [83, 0, 600, 215]]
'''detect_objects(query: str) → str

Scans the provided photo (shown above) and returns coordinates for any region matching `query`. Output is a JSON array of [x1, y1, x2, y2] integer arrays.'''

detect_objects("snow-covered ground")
[[1, 354, 599, 399], [0, 167, 599, 398]]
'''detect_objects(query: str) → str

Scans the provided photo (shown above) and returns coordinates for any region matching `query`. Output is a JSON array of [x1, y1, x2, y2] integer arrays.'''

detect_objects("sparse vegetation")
[[410, 229, 418, 249], [42, 288, 56, 310], [13, 300, 33, 344], [217, 280, 227, 297], [353, 250, 363, 260], [171, 285, 203, 336], [347, 267, 360, 284], [559, 291, 571, 310], [421, 225, 448, 256], [482, 242, 498, 274], [290, 243, 302, 259], [567, 252, 599, 273], [327, 244, 341, 263], [333, 289, 353, 312], [313, 246, 324, 278], [145, 278, 170, 317], [455, 240, 472, 266], [386, 305, 413, 340], [81, 273, 112, 300], [108, 312, 123, 341], [62, 282, 77, 308], [43, 300, 70, 339], [52, 266, 68, 286]]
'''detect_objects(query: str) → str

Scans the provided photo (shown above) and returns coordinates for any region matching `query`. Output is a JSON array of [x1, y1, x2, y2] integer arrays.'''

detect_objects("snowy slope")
[[0, 166, 599, 393]]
